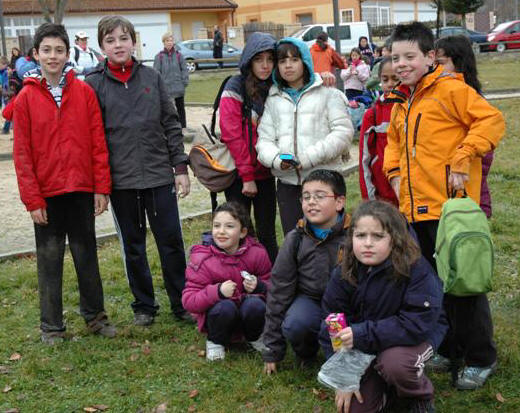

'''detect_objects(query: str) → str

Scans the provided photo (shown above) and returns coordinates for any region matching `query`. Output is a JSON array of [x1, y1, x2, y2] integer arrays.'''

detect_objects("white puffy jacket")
[[256, 76, 354, 185]]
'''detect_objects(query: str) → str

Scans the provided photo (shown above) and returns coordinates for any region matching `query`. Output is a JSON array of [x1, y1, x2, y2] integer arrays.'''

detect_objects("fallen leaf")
[[142, 345, 151, 356], [188, 345, 197, 352], [8, 353, 21, 362], [130, 341, 139, 348], [3, 385, 12, 393], [0, 365, 10, 374], [129, 353, 139, 362], [313, 406, 323, 413], [154, 402, 168, 413], [496, 393, 505, 403], [61, 365, 74, 372], [92, 405, 109, 411], [244, 402, 254, 409], [312, 388, 328, 401], [188, 405, 197, 412], [83, 408, 98, 412], [4, 409, 20, 413], [170, 336, 179, 343], [197, 350, 206, 358], [189, 389, 199, 399]]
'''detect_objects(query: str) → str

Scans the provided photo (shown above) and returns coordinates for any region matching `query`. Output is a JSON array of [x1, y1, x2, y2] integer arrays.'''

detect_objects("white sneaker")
[[248, 337, 268, 353], [206, 340, 225, 361]]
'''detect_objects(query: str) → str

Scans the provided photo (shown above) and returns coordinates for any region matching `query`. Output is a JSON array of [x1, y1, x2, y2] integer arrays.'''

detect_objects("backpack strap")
[[210, 75, 233, 137], [74, 46, 80, 64]]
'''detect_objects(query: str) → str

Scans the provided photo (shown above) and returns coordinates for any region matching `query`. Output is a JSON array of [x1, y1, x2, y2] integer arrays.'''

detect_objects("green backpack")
[[434, 196, 494, 296]]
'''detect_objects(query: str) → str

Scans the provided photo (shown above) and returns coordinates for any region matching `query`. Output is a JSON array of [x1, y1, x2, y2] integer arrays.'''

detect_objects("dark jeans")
[[174, 96, 186, 128], [225, 176, 278, 263], [412, 220, 496, 367], [276, 180, 303, 235], [206, 296, 266, 345], [2, 120, 11, 133], [110, 183, 187, 316], [282, 295, 322, 361], [347, 343, 435, 413], [345, 88, 363, 100], [213, 47, 223, 68], [34, 192, 105, 332]]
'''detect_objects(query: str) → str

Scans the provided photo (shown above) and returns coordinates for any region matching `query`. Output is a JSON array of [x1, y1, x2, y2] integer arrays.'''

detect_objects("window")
[[296, 13, 313, 25], [362, 5, 390, 26], [5, 15, 46, 38], [303, 26, 323, 42], [340, 9, 354, 23], [327, 25, 351, 41]]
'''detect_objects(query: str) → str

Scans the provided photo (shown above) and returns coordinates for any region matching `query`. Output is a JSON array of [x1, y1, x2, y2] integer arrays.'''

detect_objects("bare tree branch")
[[54, 0, 69, 24], [37, 0, 53, 23]]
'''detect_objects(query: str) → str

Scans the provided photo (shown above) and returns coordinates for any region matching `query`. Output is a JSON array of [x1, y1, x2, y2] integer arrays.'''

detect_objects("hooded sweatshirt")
[[219, 32, 276, 182], [256, 37, 354, 186]]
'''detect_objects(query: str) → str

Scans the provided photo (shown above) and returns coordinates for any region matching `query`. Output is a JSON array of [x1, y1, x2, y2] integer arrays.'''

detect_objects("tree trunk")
[[38, 0, 52, 23], [54, 0, 68, 24]]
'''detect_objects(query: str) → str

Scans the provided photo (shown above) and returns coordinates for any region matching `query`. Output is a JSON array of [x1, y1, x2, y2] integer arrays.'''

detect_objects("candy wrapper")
[[325, 313, 347, 352]]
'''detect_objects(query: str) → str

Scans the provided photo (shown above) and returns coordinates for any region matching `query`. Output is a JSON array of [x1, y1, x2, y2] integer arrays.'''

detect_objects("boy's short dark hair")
[[34, 23, 70, 52], [97, 15, 136, 48], [302, 169, 346, 197], [390, 21, 434, 55]]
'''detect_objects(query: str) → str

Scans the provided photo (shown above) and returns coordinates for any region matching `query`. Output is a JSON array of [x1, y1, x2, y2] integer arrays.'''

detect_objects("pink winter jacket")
[[182, 236, 272, 332]]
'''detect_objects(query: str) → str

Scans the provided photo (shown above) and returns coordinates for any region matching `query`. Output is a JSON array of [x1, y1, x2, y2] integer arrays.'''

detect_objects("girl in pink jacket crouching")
[[182, 202, 272, 361]]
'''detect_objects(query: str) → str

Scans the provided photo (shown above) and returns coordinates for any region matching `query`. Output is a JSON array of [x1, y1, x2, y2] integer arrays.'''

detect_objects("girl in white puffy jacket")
[[256, 37, 354, 234]]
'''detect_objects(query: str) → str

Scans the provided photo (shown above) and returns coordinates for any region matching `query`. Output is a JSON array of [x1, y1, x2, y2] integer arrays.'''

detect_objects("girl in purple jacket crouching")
[[319, 201, 447, 413], [182, 202, 272, 361]]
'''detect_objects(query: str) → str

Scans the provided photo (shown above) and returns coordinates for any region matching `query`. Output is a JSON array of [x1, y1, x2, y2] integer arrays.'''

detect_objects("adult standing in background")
[[213, 25, 224, 69], [69, 31, 99, 80], [309, 32, 345, 77], [153, 32, 189, 129]]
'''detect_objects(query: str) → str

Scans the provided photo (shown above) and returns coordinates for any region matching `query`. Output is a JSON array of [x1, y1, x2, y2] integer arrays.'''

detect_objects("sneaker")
[[426, 354, 451, 373], [41, 331, 66, 345], [87, 313, 117, 338], [174, 311, 196, 324], [248, 338, 268, 353], [133, 313, 155, 327], [455, 362, 497, 390], [206, 340, 225, 361], [409, 398, 435, 413]]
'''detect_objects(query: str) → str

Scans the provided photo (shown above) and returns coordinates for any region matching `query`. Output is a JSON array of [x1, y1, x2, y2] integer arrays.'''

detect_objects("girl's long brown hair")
[[342, 200, 421, 285], [245, 50, 274, 102]]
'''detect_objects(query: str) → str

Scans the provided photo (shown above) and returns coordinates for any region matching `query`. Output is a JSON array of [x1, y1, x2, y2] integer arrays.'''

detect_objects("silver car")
[[176, 39, 242, 73]]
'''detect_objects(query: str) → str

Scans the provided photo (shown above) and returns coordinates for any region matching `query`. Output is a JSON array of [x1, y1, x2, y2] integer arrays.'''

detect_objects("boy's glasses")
[[300, 192, 337, 203]]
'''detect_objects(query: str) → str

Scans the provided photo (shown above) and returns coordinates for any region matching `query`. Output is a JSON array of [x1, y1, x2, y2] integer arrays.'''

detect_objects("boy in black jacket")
[[86, 15, 193, 326]]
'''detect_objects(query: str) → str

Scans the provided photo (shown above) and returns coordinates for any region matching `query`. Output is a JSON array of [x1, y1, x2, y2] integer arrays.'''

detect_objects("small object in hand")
[[325, 313, 347, 352], [279, 153, 300, 167], [240, 271, 255, 282]]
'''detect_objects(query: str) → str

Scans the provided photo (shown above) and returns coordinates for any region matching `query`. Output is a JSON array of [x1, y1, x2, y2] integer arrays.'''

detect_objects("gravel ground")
[[0, 106, 358, 255]]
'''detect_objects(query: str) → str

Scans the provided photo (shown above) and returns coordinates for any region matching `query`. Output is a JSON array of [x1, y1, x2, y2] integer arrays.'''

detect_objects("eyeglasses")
[[300, 192, 337, 203]]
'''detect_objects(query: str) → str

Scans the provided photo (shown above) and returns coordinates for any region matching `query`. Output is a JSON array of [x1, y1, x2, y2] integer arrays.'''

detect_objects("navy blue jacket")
[[320, 257, 447, 357]]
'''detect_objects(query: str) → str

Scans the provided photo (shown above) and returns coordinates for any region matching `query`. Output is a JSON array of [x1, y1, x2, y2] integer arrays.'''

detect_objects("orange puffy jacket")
[[310, 43, 345, 74], [383, 65, 505, 223]]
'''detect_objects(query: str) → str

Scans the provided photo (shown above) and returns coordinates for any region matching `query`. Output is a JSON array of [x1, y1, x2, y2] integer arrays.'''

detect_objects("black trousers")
[[224, 176, 278, 263], [34, 192, 105, 332], [110, 183, 187, 316], [276, 180, 303, 235], [174, 96, 186, 129], [412, 220, 497, 367]]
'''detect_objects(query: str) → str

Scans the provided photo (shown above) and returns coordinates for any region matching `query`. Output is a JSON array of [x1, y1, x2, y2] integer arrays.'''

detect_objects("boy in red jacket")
[[13, 23, 115, 344]]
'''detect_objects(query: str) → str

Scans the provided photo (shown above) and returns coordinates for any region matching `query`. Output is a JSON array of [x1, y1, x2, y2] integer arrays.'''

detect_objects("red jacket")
[[182, 236, 271, 333], [359, 96, 398, 206], [13, 70, 111, 211], [2, 95, 15, 121]]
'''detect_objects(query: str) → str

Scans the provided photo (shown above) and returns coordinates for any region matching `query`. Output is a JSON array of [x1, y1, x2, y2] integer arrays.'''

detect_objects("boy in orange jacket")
[[383, 22, 504, 391]]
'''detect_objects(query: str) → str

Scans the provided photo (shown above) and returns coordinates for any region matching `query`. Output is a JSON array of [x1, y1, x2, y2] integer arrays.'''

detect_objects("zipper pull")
[[412, 146, 416, 158], [124, 82, 128, 89]]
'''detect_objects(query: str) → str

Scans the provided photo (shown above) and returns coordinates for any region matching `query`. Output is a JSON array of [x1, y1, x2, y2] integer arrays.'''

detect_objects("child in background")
[[384, 22, 504, 390], [13, 23, 115, 344], [366, 41, 391, 92], [340, 48, 370, 100], [86, 16, 192, 326], [182, 202, 271, 361], [320, 201, 446, 413], [435, 35, 494, 219], [257, 38, 353, 235], [262, 170, 349, 375], [309, 31, 345, 78], [358, 36, 374, 66], [359, 57, 399, 206], [0, 56, 10, 134]]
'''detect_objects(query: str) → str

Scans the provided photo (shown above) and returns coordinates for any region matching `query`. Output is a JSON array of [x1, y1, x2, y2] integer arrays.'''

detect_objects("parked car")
[[290, 22, 372, 54], [176, 39, 242, 72], [483, 20, 520, 52], [434, 26, 487, 44]]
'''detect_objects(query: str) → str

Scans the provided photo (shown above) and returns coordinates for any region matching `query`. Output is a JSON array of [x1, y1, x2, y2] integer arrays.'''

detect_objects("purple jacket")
[[182, 236, 272, 332], [480, 151, 494, 218]]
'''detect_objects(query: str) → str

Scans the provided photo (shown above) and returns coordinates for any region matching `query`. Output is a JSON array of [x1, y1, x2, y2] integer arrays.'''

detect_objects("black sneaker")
[[409, 399, 435, 413], [41, 331, 66, 345], [134, 313, 155, 326], [87, 312, 117, 338], [174, 311, 196, 324]]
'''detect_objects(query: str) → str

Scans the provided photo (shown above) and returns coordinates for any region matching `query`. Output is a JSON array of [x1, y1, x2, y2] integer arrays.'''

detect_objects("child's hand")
[[264, 362, 277, 375], [336, 327, 354, 349], [242, 180, 258, 198], [175, 173, 191, 198], [335, 389, 363, 413], [243, 275, 257, 293], [30, 208, 48, 225], [448, 172, 469, 192], [220, 280, 237, 298], [94, 194, 109, 216]]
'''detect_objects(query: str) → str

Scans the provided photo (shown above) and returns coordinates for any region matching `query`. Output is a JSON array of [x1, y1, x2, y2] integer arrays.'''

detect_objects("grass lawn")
[[184, 54, 520, 104], [0, 101, 519, 412]]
